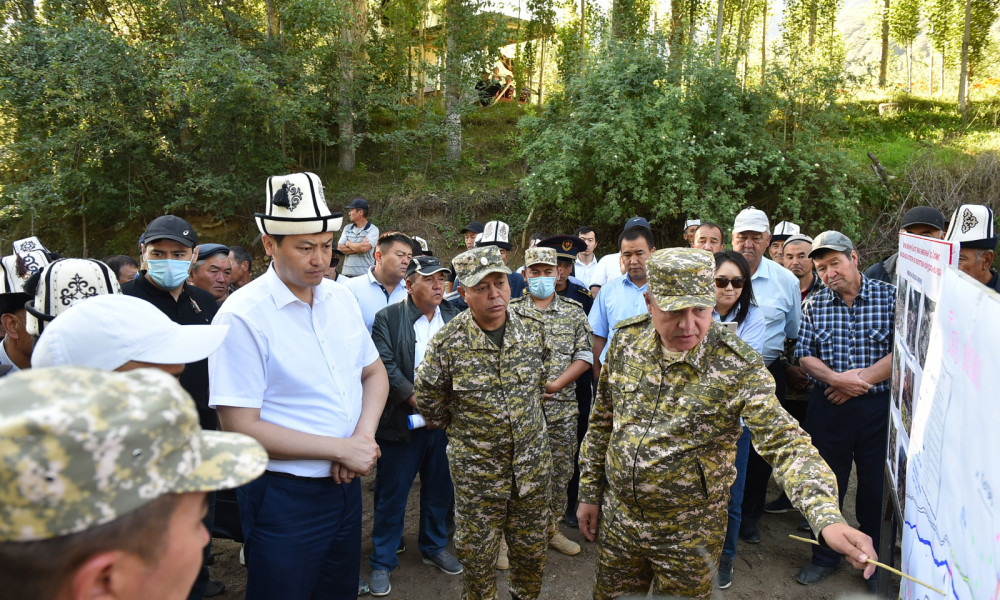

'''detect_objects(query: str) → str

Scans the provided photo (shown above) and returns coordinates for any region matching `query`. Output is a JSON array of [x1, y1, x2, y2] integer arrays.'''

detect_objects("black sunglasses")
[[715, 276, 745, 289]]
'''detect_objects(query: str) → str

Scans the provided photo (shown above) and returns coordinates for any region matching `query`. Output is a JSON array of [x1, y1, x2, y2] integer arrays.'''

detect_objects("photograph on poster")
[[895, 277, 909, 343], [917, 296, 936, 368], [896, 440, 907, 514], [906, 286, 921, 355], [901, 363, 915, 436], [887, 418, 898, 480], [891, 349, 903, 413]]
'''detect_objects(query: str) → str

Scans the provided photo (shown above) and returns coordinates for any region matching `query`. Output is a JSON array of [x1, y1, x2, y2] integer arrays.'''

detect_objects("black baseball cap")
[[461, 221, 485, 234], [901, 206, 946, 231], [624, 216, 651, 231], [346, 198, 370, 210], [197, 243, 229, 260], [406, 256, 450, 278], [143, 216, 197, 248]]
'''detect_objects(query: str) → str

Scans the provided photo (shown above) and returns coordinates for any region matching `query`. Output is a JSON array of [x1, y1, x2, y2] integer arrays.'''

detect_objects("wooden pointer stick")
[[788, 534, 945, 595]]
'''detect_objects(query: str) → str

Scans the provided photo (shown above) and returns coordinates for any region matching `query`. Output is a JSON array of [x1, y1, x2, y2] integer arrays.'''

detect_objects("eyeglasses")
[[715, 276, 745, 289]]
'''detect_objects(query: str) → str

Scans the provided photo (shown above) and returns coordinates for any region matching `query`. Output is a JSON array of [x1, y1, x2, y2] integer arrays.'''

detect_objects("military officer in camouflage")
[[511, 246, 592, 558], [576, 248, 878, 599], [415, 245, 552, 600], [0, 367, 268, 599]]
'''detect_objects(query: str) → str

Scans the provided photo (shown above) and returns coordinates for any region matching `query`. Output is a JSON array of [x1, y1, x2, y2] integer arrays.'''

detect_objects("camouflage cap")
[[453, 245, 511, 288], [646, 248, 717, 312], [524, 246, 557, 267], [0, 367, 268, 542]]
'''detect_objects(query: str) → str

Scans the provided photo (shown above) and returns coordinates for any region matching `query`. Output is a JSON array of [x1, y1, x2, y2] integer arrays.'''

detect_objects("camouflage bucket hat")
[[453, 245, 511, 288], [0, 367, 268, 542], [646, 248, 717, 312], [524, 246, 557, 267]]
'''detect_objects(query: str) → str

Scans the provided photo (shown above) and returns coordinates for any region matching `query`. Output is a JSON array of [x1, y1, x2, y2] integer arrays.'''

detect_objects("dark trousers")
[[740, 360, 805, 532], [565, 370, 594, 517], [187, 491, 216, 600], [370, 428, 453, 570], [806, 387, 889, 567], [238, 473, 362, 600]]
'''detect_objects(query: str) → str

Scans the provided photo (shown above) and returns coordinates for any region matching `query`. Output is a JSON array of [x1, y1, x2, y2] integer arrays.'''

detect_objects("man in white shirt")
[[344, 232, 413, 332], [574, 226, 599, 288], [367, 255, 464, 596], [210, 172, 389, 600], [588, 217, 650, 297]]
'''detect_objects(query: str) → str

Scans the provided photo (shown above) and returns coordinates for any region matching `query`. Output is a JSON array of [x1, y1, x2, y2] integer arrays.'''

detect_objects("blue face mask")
[[527, 276, 556, 299], [147, 259, 192, 290]]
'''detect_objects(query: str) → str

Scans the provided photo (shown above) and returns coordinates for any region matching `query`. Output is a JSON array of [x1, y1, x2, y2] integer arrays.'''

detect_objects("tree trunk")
[[929, 46, 934, 95], [417, 16, 426, 107], [879, 0, 889, 87], [906, 41, 912, 92], [265, 0, 279, 38], [760, 0, 767, 84], [714, 0, 725, 65], [338, 0, 367, 172], [444, 8, 462, 162], [957, 0, 971, 117], [538, 37, 546, 105], [808, 2, 817, 47], [670, 0, 686, 73]]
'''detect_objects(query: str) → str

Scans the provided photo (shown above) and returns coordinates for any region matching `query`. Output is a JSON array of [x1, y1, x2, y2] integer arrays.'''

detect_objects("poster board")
[[898, 266, 1000, 599], [887, 233, 958, 516]]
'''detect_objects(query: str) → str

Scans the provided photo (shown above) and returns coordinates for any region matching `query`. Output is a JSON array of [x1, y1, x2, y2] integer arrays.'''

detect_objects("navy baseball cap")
[[624, 216, 651, 231], [346, 198, 370, 210]]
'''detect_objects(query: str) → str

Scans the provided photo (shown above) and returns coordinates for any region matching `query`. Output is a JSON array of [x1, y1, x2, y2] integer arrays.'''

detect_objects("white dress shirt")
[[412, 305, 444, 379], [209, 264, 379, 477]]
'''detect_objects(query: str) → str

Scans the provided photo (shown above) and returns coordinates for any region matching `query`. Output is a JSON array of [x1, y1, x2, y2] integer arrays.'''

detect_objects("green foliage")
[[519, 40, 866, 245]]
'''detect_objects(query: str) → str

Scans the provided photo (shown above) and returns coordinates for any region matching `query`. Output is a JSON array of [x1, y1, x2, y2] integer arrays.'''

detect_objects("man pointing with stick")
[[576, 248, 877, 599]]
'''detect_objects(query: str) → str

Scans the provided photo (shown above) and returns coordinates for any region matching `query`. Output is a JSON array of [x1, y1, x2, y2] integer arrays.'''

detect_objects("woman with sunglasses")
[[713, 250, 765, 589], [713, 250, 765, 353]]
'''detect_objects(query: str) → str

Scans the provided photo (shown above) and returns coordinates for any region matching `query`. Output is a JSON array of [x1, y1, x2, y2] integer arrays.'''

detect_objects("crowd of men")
[[1, 170, 998, 600]]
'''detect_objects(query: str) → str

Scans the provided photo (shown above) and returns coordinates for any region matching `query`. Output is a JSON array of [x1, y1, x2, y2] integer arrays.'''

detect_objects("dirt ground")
[[209, 473, 900, 600]]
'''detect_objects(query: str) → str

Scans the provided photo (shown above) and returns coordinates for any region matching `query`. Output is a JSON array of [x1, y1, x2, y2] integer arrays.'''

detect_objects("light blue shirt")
[[343, 267, 409, 333], [714, 303, 766, 355], [588, 274, 648, 363], [749, 257, 801, 363]]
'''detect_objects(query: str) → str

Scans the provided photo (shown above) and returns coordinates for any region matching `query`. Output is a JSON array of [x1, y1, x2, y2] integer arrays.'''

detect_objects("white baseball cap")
[[733, 207, 770, 234], [31, 294, 229, 371]]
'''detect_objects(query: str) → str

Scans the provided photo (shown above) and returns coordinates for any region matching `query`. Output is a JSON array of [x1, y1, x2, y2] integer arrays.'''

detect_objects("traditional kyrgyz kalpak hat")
[[684, 219, 701, 230], [524, 247, 557, 267], [476, 220, 513, 251], [454, 246, 511, 288], [771, 221, 801, 241], [537, 235, 586, 263], [1, 237, 53, 294], [255, 172, 344, 236], [412, 236, 433, 256], [0, 367, 268, 542], [24, 258, 121, 336], [31, 294, 229, 371], [646, 248, 717, 312], [945, 204, 998, 250]]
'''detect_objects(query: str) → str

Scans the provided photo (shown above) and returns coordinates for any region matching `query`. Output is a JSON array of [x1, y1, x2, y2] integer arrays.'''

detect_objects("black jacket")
[[371, 296, 461, 442], [122, 273, 219, 430], [864, 252, 897, 285]]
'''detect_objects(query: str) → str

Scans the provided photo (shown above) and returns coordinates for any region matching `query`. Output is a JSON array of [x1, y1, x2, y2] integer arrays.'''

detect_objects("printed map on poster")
[[900, 268, 1000, 600]]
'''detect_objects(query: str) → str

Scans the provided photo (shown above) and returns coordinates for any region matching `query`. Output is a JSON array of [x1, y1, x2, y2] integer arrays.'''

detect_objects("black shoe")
[[717, 555, 734, 589], [763, 495, 795, 514], [397, 539, 406, 554], [739, 525, 761, 544], [563, 512, 579, 528], [866, 574, 878, 595], [204, 580, 226, 598], [795, 561, 840, 585], [798, 517, 811, 532]]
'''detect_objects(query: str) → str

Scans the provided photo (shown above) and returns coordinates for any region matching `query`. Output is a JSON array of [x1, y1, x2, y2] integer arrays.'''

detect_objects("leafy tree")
[[889, 0, 921, 90]]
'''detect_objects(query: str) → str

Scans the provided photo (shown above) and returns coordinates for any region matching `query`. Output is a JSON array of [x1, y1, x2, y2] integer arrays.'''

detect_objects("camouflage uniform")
[[0, 367, 268, 543], [415, 246, 553, 600], [511, 262, 592, 531], [578, 248, 845, 600]]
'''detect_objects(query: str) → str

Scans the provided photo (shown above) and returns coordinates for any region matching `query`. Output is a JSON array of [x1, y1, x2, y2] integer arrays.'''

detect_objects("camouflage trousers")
[[593, 490, 728, 600], [454, 481, 551, 600], [543, 401, 578, 530]]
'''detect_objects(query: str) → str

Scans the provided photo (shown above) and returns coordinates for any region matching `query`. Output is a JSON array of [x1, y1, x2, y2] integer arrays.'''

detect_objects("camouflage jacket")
[[578, 314, 845, 533], [510, 294, 593, 404], [415, 309, 552, 499]]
